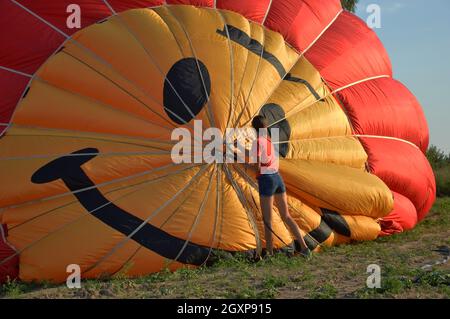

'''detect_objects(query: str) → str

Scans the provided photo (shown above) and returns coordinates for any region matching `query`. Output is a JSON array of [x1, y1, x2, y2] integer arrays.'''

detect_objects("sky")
[[355, 0, 450, 153]]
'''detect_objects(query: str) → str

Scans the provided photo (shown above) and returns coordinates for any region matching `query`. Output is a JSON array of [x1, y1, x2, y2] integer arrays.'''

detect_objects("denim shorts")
[[257, 173, 286, 197]]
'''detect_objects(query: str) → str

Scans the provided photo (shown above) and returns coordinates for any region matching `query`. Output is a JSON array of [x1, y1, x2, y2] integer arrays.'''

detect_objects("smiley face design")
[[0, 2, 434, 283]]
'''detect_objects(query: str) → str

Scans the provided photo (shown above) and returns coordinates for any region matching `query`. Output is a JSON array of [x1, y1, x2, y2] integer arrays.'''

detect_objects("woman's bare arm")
[[229, 140, 260, 173]]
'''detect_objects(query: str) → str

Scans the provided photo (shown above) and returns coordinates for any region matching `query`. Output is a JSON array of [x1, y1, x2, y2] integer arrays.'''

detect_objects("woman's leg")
[[274, 192, 309, 251], [260, 195, 274, 255]]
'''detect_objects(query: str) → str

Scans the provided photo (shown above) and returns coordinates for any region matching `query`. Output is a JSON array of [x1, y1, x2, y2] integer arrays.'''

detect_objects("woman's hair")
[[251, 115, 268, 130]]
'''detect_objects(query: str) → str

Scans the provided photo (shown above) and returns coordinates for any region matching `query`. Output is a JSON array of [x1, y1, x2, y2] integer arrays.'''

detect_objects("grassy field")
[[1, 198, 449, 299]]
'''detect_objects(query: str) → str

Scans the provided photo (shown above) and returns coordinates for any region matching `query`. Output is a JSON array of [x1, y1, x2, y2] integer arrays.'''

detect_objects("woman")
[[237, 115, 312, 258]]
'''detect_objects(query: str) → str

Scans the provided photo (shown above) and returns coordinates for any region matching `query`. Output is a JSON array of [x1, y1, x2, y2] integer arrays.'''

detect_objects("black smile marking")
[[321, 208, 351, 237], [303, 209, 352, 250], [31, 148, 211, 265]]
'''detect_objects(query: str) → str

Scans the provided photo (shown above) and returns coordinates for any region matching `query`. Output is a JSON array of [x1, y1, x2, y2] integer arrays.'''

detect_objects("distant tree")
[[427, 145, 450, 197], [341, 0, 359, 12], [427, 145, 450, 169]]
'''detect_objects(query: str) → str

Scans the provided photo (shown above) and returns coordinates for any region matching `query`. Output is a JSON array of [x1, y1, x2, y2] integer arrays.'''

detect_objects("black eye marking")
[[163, 58, 211, 124], [259, 103, 291, 158], [216, 25, 323, 102]]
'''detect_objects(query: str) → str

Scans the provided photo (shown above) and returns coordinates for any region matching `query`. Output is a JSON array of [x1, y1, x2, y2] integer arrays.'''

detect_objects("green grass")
[[309, 283, 338, 299], [1, 198, 449, 299]]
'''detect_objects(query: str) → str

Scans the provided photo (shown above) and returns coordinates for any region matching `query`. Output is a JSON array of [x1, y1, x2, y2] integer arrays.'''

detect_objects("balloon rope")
[[5, 129, 230, 163], [0, 161, 178, 211], [0, 223, 17, 254], [241, 9, 344, 128], [10, 0, 69, 37], [8, 123, 177, 148], [62, 51, 185, 128], [0, 150, 171, 162], [230, 21, 266, 131], [273, 135, 419, 150], [158, 175, 207, 230], [267, 75, 390, 129], [151, 9, 187, 60], [261, 0, 274, 26], [111, 164, 222, 276], [106, 8, 201, 126], [61, 15, 211, 149], [6, 163, 199, 232], [110, 245, 142, 278], [111, 163, 212, 277], [239, 50, 299, 128], [9, 0, 188, 131], [303, 9, 344, 54], [101, 0, 116, 14], [198, 164, 223, 267], [11, 0, 219, 136], [227, 21, 251, 129], [163, 166, 216, 269], [222, 164, 262, 255], [34, 75, 175, 133], [214, 11, 234, 130], [0, 65, 32, 78], [165, 7, 217, 129]]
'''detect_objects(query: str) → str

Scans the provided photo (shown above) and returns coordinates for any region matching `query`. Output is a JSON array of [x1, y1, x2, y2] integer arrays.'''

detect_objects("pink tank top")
[[251, 136, 279, 176]]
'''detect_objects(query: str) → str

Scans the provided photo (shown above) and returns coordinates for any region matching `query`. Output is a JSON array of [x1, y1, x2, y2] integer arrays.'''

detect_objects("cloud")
[[384, 1, 406, 14]]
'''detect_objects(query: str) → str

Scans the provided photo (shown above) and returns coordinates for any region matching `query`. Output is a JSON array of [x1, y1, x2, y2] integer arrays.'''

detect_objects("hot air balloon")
[[0, 0, 435, 283]]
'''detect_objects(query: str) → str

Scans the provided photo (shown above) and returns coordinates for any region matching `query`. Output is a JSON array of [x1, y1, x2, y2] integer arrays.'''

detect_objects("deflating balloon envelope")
[[0, 0, 435, 283]]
